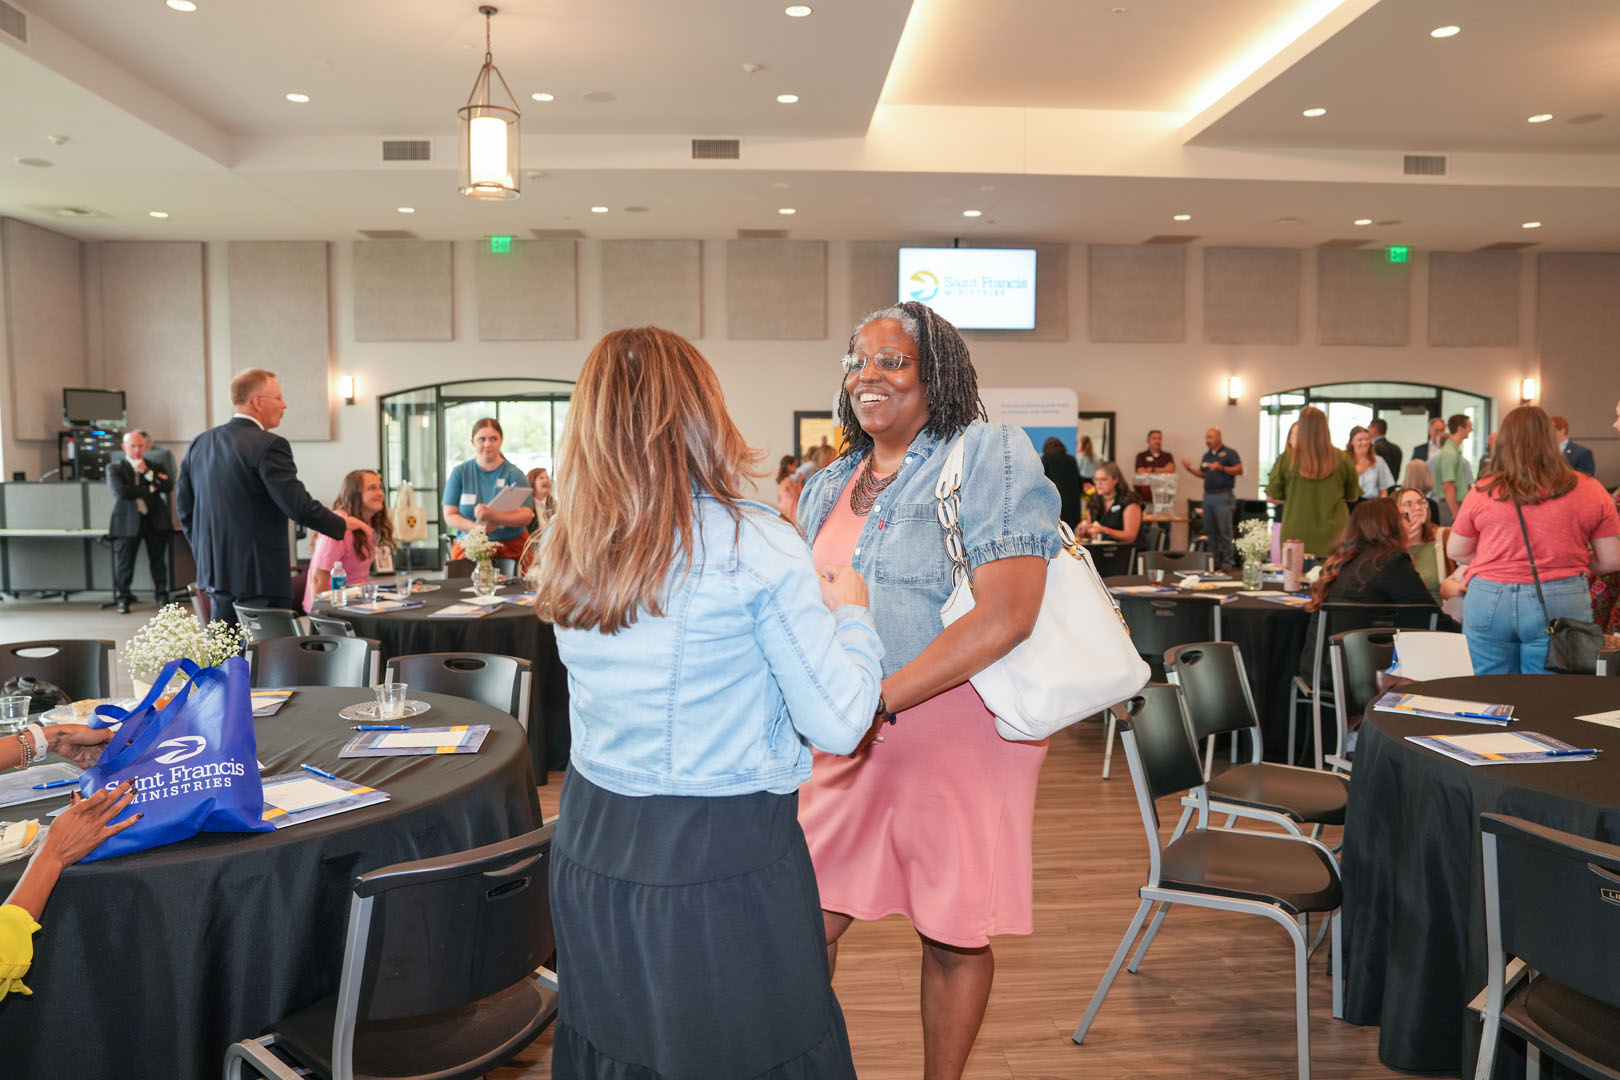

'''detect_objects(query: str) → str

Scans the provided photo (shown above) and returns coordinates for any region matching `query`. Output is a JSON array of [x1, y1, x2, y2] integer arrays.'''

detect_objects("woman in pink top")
[[1447, 406, 1620, 674], [304, 470, 396, 609]]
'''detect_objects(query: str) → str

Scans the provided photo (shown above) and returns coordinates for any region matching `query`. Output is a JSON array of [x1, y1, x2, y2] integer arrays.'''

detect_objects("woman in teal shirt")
[[441, 417, 532, 561]]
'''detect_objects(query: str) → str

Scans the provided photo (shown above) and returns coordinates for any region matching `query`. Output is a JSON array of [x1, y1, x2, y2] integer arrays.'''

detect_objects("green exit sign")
[[489, 235, 512, 254], [1387, 245, 1409, 263]]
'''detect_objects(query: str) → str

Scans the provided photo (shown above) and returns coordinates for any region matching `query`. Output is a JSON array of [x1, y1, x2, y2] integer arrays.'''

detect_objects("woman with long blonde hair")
[[1265, 405, 1360, 556], [537, 327, 883, 1079]]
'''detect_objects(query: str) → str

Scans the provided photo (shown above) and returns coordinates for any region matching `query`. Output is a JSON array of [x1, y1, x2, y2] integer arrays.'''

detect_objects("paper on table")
[[485, 484, 532, 513], [1434, 731, 1554, 755], [263, 777, 350, 813], [1576, 709, 1620, 729], [428, 603, 492, 618], [1398, 695, 1504, 717], [1393, 632, 1474, 680], [376, 730, 469, 749], [461, 594, 507, 606]]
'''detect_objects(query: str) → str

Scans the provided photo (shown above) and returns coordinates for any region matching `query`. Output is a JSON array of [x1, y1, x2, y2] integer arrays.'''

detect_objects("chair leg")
[[1526, 1044, 1542, 1080], [1102, 712, 1117, 780], [1287, 684, 1299, 766], [1330, 911, 1343, 1021], [1074, 898, 1153, 1044], [1308, 911, 1330, 957], [1127, 901, 1172, 973], [223, 1037, 300, 1080], [1169, 804, 1195, 842], [1286, 914, 1312, 1080]]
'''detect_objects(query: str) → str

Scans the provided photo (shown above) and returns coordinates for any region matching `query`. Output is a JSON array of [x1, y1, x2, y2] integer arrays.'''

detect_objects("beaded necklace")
[[849, 456, 897, 516]]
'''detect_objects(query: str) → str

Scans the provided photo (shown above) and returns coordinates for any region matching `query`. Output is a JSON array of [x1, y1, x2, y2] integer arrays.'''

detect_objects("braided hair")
[[835, 301, 987, 459]]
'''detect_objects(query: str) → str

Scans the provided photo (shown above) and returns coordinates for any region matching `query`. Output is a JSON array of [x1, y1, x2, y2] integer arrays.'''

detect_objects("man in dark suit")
[[1368, 418, 1402, 482], [1552, 416, 1596, 476], [136, 431, 178, 489], [177, 368, 370, 625], [107, 430, 174, 614], [1411, 416, 1447, 464], [1041, 436, 1083, 529]]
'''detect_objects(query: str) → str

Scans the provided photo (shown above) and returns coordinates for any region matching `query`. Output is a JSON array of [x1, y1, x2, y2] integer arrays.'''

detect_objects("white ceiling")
[[1, 0, 1616, 248]]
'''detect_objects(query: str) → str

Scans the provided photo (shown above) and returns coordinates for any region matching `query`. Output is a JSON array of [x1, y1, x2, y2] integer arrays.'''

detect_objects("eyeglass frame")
[[840, 351, 918, 375]]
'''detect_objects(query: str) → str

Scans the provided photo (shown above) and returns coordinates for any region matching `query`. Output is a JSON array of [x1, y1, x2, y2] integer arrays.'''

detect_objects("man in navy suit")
[[106, 430, 174, 614], [177, 368, 371, 625], [1552, 416, 1596, 476], [1411, 416, 1447, 464], [1368, 418, 1402, 481]]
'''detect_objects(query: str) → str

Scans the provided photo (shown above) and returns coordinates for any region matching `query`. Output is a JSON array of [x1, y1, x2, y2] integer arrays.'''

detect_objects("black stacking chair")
[[1073, 685, 1342, 1080], [444, 557, 475, 579], [1085, 544, 1136, 578], [1164, 642, 1348, 840], [1471, 814, 1620, 1080], [247, 636, 380, 688], [493, 556, 518, 577], [1321, 628, 1399, 773], [1139, 550, 1216, 576], [235, 605, 308, 644], [0, 639, 114, 700], [224, 824, 559, 1080], [385, 653, 532, 730], [1102, 593, 1222, 778], [306, 615, 357, 637]]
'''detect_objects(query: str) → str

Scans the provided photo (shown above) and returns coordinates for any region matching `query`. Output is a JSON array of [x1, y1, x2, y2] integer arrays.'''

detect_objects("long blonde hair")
[[1291, 406, 1337, 480], [535, 327, 763, 633]]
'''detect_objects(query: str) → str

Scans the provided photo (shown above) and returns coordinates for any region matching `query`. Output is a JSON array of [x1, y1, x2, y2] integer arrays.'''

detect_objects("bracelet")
[[876, 697, 897, 726], [23, 723, 47, 762], [16, 731, 36, 769]]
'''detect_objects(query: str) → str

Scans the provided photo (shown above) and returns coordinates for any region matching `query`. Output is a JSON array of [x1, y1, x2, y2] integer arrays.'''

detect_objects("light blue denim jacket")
[[798, 420, 1061, 677], [555, 494, 885, 797]]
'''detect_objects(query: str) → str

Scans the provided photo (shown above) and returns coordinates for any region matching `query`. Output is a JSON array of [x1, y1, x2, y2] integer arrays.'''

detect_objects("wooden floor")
[[0, 597, 1415, 1079]]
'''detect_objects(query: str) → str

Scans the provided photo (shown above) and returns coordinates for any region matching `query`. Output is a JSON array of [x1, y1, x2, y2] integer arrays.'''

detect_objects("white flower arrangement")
[[1235, 518, 1272, 565], [460, 524, 498, 563], [122, 603, 246, 682]]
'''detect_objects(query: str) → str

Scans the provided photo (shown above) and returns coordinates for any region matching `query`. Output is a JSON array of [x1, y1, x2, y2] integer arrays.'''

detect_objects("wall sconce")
[[1519, 376, 1538, 403], [338, 375, 356, 406], [1226, 375, 1244, 406]]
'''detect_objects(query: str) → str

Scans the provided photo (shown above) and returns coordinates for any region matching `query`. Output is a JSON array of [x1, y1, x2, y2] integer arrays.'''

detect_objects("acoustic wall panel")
[[846, 242, 1069, 341], [99, 242, 207, 444], [600, 240, 702, 339], [353, 241, 453, 342], [228, 242, 332, 441], [1203, 247, 1300, 344], [475, 239, 577, 340], [1, 218, 86, 442], [1317, 249, 1410, 346], [1088, 245, 1185, 343], [1538, 252, 1620, 438], [726, 239, 826, 339], [1428, 251, 1519, 346], [848, 241, 902, 328]]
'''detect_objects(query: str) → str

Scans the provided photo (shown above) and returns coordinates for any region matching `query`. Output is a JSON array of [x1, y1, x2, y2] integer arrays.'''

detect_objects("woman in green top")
[[1264, 406, 1359, 556], [1397, 485, 1468, 618]]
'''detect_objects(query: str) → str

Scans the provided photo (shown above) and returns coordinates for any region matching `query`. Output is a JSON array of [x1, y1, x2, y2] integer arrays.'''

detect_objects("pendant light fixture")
[[458, 5, 521, 200]]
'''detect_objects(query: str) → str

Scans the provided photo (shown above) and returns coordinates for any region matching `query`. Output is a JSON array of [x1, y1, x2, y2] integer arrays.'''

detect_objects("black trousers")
[[207, 591, 292, 627], [111, 523, 172, 603]]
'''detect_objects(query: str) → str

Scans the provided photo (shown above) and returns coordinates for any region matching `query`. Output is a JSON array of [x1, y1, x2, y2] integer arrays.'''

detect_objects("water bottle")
[[330, 560, 347, 603]]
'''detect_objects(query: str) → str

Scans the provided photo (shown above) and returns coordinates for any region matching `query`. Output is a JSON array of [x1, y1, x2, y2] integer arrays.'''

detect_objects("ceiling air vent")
[[1403, 154, 1446, 176], [1318, 238, 1373, 248], [531, 228, 586, 239], [692, 138, 740, 160], [1475, 241, 1539, 252], [0, 0, 27, 43], [1143, 234, 1198, 244], [358, 229, 419, 240], [381, 139, 431, 162], [737, 228, 789, 239]]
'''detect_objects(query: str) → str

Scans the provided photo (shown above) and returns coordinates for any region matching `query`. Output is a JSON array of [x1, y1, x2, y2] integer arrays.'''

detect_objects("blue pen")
[[31, 778, 77, 791], [300, 763, 338, 779], [1541, 748, 1599, 758], [354, 724, 410, 731]]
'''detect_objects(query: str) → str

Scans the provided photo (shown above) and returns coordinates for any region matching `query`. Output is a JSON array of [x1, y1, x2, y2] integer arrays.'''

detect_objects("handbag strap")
[[1510, 499, 1555, 629]]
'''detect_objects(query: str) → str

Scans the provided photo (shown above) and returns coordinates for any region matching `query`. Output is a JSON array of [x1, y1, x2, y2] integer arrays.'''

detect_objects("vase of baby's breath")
[[1236, 519, 1271, 590], [124, 604, 247, 704], [462, 525, 501, 596]]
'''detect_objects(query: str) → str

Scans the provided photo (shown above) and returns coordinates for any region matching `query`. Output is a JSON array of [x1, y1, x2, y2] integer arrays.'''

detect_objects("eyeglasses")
[[840, 351, 916, 375]]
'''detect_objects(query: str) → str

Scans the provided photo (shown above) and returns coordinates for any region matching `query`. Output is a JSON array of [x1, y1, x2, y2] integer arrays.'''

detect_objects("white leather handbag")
[[934, 435, 1150, 742]]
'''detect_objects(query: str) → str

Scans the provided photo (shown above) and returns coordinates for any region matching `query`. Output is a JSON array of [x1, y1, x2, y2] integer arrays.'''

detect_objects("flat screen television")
[[62, 388, 126, 428], [896, 247, 1037, 330]]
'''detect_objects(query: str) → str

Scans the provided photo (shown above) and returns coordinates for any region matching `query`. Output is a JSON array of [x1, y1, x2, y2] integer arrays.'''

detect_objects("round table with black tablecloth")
[[0, 688, 539, 1080], [1341, 675, 1620, 1077], [312, 576, 569, 780], [1107, 574, 1309, 760]]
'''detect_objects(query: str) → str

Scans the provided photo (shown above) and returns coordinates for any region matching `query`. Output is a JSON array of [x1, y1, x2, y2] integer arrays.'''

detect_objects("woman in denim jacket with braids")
[[796, 301, 1060, 1079]]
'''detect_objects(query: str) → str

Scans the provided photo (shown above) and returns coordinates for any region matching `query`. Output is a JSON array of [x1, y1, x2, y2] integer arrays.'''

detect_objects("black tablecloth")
[[1107, 575, 1309, 760], [1341, 675, 1620, 1076], [0, 688, 539, 1080], [314, 576, 570, 780]]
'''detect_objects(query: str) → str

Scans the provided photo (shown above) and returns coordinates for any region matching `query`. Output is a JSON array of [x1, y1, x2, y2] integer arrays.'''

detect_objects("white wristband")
[[23, 723, 47, 759]]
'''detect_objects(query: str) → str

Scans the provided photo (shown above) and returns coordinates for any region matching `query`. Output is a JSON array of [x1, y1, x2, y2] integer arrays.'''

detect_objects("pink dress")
[[797, 473, 1047, 948], [304, 530, 371, 610]]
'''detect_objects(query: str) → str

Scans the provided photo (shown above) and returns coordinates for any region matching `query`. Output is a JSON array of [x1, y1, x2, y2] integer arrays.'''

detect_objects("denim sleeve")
[[741, 519, 885, 755], [957, 423, 1061, 571]]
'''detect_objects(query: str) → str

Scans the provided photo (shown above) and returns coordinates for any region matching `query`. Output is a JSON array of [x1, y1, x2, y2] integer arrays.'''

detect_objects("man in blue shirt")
[[1181, 427, 1242, 570], [1552, 416, 1596, 476]]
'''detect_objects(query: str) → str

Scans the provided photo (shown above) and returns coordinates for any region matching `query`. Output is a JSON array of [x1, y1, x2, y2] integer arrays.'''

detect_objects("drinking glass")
[[0, 694, 30, 733], [374, 682, 409, 720]]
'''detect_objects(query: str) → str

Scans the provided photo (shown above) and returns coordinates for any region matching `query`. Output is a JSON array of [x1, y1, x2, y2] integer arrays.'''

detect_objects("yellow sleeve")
[[0, 903, 40, 1000]]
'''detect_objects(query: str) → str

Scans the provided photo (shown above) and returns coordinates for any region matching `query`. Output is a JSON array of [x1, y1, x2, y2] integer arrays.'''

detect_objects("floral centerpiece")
[[123, 604, 247, 700], [460, 524, 501, 595], [1235, 518, 1272, 589]]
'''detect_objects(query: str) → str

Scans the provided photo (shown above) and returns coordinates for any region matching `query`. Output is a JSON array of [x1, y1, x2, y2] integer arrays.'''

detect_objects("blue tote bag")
[[78, 655, 271, 861]]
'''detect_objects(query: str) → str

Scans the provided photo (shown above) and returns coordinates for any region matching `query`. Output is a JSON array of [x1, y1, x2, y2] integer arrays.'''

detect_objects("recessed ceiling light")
[[590, 206, 609, 214], [285, 92, 310, 103], [962, 210, 983, 218], [1172, 213, 1191, 222], [396, 207, 415, 214], [165, 0, 197, 11], [1302, 107, 1326, 118], [1522, 221, 1542, 229], [778, 207, 797, 215], [1353, 218, 1372, 226], [15, 157, 53, 167], [776, 94, 799, 104], [979, 184, 997, 192], [784, 4, 812, 16], [1527, 113, 1553, 123], [1429, 25, 1460, 38], [530, 92, 555, 102], [147, 210, 169, 219], [772, 181, 790, 189]]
